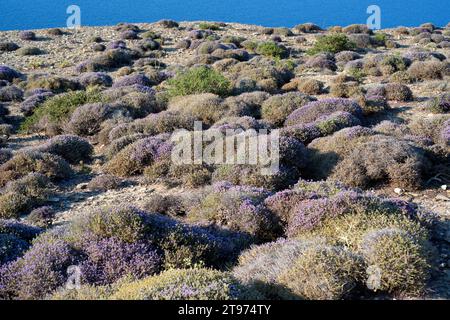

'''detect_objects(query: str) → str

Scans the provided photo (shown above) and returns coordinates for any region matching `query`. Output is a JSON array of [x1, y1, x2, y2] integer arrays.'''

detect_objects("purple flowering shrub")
[[0, 219, 42, 241], [106, 135, 172, 176], [440, 120, 450, 146], [111, 268, 253, 300], [35, 134, 93, 164], [78, 236, 161, 285], [76, 49, 135, 73], [112, 74, 153, 88], [188, 183, 280, 242], [19, 31, 36, 41], [78, 72, 113, 87], [0, 150, 73, 187], [314, 111, 362, 136], [264, 189, 318, 225], [285, 98, 363, 127], [0, 66, 22, 82], [286, 191, 362, 237], [0, 148, 12, 164], [0, 240, 80, 299], [286, 192, 428, 250], [281, 123, 322, 144], [20, 91, 54, 116], [212, 164, 298, 191], [0, 234, 30, 266], [65, 103, 113, 136], [303, 54, 337, 71], [87, 175, 124, 191], [68, 204, 250, 270], [107, 40, 127, 50], [278, 136, 309, 169], [426, 93, 450, 114], [282, 110, 361, 145], [120, 30, 139, 40]]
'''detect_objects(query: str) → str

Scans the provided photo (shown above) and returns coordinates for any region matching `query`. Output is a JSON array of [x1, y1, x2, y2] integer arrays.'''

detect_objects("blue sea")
[[0, 0, 448, 31]]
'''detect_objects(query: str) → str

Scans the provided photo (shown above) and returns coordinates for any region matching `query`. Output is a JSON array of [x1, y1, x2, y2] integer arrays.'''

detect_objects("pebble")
[[394, 188, 403, 195]]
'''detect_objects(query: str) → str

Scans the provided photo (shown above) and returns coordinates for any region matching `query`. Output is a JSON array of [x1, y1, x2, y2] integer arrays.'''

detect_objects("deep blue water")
[[0, 0, 448, 31]]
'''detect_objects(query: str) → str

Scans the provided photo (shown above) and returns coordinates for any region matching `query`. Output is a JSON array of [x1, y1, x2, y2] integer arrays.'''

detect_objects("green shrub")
[[167, 66, 231, 97], [20, 90, 103, 134], [307, 34, 356, 55], [256, 42, 289, 59]]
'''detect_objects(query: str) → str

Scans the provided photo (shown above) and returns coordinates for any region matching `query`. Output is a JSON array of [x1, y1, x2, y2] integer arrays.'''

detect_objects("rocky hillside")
[[0, 20, 449, 300]]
